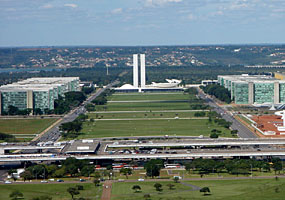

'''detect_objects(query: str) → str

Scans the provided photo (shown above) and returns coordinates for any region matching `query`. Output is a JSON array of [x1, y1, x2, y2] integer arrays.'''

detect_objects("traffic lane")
[[32, 81, 119, 144], [199, 94, 256, 138]]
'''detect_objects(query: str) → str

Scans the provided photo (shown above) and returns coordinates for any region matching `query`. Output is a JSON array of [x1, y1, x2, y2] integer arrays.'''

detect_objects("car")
[[138, 178, 145, 181], [41, 180, 48, 183], [57, 179, 64, 182], [79, 179, 86, 182], [118, 179, 125, 182], [4, 180, 12, 184]]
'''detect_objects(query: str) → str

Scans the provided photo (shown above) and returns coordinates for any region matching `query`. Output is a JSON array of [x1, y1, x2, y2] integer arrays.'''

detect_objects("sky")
[[0, 0, 284, 46]]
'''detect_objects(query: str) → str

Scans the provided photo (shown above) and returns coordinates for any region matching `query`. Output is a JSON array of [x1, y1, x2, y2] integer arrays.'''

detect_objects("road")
[[198, 90, 257, 138], [30, 80, 119, 145]]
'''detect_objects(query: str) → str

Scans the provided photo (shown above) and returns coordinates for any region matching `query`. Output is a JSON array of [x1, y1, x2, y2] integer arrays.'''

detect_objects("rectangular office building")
[[218, 74, 285, 105], [0, 77, 80, 114]]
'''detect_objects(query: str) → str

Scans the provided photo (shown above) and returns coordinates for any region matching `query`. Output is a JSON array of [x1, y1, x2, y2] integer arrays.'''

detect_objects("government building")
[[0, 77, 80, 115], [218, 73, 285, 105]]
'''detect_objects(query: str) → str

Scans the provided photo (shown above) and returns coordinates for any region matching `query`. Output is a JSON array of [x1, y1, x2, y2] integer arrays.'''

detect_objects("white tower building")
[[133, 54, 139, 87], [140, 54, 146, 88]]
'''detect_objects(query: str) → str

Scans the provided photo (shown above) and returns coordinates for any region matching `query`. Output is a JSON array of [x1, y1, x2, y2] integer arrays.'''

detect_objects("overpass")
[[0, 145, 65, 154], [1, 149, 285, 162], [107, 138, 285, 148]]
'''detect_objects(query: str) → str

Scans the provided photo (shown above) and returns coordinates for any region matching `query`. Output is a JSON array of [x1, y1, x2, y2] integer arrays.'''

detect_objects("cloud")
[[145, 0, 183, 7], [111, 8, 123, 14], [64, 3, 78, 8], [40, 4, 53, 9]]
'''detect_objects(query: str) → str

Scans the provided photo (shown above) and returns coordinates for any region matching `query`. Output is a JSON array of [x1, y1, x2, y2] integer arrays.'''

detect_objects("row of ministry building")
[[218, 73, 285, 105], [0, 77, 80, 115]]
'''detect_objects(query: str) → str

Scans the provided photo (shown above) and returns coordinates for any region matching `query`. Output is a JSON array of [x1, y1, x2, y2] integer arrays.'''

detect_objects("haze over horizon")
[[0, 0, 284, 47]]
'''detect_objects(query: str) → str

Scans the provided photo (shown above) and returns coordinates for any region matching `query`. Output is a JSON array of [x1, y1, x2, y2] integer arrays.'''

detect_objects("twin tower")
[[133, 54, 146, 88]]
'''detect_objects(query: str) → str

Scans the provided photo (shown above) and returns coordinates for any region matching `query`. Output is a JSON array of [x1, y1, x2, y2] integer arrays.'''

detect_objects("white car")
[[138, 178, 145, 181], [40, 180, 48, 183], [4, 180, 12, 184]]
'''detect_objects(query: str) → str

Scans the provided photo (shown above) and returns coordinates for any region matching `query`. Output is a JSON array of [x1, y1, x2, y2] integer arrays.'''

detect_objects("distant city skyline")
[[0, 0, 285, 47]]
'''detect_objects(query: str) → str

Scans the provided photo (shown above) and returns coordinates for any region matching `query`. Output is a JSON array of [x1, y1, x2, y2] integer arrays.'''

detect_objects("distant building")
[[275, 72, 285, 80], [201, 80, 218, 86], [218, 74, 285, 105], [116, 54, 183, 92], [0, 77, 80, 115]]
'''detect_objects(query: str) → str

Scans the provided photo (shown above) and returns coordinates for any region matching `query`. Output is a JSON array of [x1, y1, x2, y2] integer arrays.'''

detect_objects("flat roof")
[[218, 75, 285, 83], [64, 140, 100, 154], [0, 77, 79, 92]]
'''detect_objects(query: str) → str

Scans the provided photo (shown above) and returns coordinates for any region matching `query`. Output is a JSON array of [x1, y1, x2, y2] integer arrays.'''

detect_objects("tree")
[[144, 194, 151, 200], [231, 130, 238, 135], [8, 105, 19, 115], [65, 91, 86, 104], [85, 103, 96, 112], [194, 111, 206, 117], [132, 185, 141, 193], [200, 187, 211, 195], [144, 159, 163, 178], [52, 167, 65, 178], [120, 168, 132, 179], [20, 170, 33, 182], [185, 163, 193, 173], [34, 108, 43, 115], [60, 121, 82, 136], [167, 183, 175, 190], [93, 179, 100, 187], [173, 176, 180, 183], [76, 114, 88, 122], [80, 165, 94, 177], [76, 185, 84, 190], [0, 132, 16, 142], [154, 183, 163, 192], [9, 190, 23, 200], [67, 187, 80, 199], [26, 165, 47, 179], [210, 132, 219, 138]]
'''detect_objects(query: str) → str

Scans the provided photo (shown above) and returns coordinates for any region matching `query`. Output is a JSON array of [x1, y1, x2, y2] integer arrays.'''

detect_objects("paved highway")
[[30, 80, 120, 145], [198, 90, 257, 138], [1, 149, 285, 162]]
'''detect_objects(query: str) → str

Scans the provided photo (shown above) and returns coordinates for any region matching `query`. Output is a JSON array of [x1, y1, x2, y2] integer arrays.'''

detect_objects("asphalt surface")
[[198, 90, 257, 138], [30, 80, 120, 145]]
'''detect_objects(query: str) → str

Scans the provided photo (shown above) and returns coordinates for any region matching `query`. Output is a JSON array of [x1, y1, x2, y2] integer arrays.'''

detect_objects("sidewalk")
[[101, 180, 112, 200]]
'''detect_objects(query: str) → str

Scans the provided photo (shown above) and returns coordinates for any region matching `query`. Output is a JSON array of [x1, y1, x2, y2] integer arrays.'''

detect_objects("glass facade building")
[[0, 77, 80, 114], [218, 74, 285, 105]]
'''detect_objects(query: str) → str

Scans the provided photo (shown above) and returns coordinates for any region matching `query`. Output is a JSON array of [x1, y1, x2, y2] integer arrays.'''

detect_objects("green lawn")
[[95, 92, 196, 111], [80, 119, 232, 138], [0, 183, 101, 200], [79, 92, 231, 139], [111, 179, 285, 200], [0, 118, 58, 135], [96, 102, 192, 111], [108, 93, 189, 101]]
